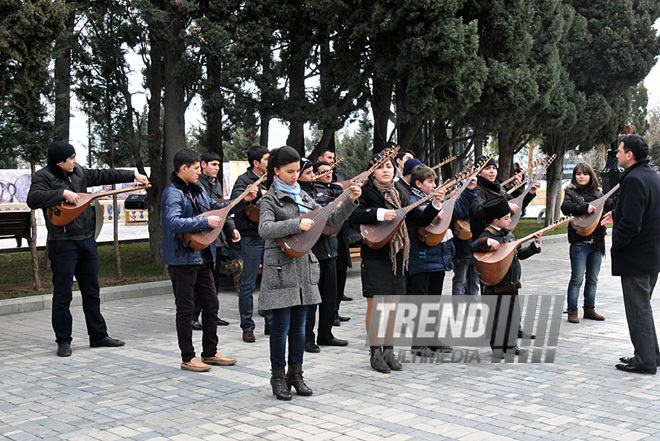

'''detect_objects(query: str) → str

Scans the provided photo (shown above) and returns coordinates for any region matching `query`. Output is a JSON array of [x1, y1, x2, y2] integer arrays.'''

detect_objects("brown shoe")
[[243, 331, 256, 343], [567, 307, 579, 323], [583, 305, 605, 321], [181, 357, 211, 372], [202, 352, 237, 366]]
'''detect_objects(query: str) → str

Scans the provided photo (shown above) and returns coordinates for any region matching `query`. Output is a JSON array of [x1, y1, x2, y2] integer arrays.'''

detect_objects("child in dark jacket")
[[472, 197, 542, 357]]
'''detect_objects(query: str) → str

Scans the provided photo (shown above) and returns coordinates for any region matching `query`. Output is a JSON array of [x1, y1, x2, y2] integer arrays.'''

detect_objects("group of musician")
[[27, 134, 660, 401]]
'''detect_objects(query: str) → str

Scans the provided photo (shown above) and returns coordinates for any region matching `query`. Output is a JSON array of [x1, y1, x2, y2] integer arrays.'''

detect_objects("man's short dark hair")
[[201, 151, 221, 164], [621, 134, 649, 161], [248, 145, 269, 168], [317, 148, 333, 159], [396, 149, 415, 161], [174, 149, 201, 172], [314, 160, 331, 173]]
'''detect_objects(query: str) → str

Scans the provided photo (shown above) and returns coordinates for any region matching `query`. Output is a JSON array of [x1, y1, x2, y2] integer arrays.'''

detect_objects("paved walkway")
[[2, 236, 660, 441]]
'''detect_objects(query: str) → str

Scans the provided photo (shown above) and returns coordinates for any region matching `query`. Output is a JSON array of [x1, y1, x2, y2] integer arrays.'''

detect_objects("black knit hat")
[[475, 154, 497, 169], [48, 141, 76, 165], [483, 197, 511, 223]]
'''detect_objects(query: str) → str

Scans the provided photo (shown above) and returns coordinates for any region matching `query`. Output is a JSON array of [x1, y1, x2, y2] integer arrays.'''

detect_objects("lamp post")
[[600, 125, 633, 193]]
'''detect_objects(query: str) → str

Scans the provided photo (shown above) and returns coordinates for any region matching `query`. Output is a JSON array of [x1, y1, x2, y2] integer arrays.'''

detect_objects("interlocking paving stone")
[[1, 235, 660, 439]]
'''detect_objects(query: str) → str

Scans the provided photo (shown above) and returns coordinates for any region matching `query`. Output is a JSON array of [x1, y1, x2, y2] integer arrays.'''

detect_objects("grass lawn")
[[0, 241, 167, 300]]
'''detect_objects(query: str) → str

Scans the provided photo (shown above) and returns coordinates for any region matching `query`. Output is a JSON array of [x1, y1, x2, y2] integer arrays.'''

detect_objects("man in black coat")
[[605, 134, 660, 375], [27, 141, 149, 357]]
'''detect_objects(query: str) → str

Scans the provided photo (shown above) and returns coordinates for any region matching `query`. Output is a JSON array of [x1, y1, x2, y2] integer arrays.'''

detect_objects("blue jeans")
[[49, 237, 107, 344], [452, 259, 480, 295], [567, 242, 602, 308], [239, 235, 271, 331], [270, 305, 307, 370]]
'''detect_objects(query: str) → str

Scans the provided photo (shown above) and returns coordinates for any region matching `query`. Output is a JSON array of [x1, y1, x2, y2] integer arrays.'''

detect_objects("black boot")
[[382, 346, 402, 371], [370, 346, 391, 373], [286, 363, 313, 396], [270, 368, 292, 401]]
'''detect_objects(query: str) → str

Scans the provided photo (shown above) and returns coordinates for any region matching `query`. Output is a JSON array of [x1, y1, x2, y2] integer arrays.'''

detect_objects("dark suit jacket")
[[611, 159, 660, 276]]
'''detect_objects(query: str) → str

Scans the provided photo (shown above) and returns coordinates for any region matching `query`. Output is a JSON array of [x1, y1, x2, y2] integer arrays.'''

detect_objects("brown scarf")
[[373, 179, 410, 274]]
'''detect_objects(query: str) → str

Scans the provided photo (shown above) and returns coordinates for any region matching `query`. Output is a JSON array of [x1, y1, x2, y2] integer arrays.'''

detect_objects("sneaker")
[[202, 352, 237, 366], [243, 331, 256, 343], [181, 358, 211, 372]]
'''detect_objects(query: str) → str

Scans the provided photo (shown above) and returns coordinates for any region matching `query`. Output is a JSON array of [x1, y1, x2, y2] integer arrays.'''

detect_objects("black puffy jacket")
[[27, 163, 135, 241]]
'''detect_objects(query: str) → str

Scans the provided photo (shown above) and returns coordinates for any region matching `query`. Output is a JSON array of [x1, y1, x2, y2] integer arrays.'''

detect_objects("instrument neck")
[[518, 217, 573, 244]]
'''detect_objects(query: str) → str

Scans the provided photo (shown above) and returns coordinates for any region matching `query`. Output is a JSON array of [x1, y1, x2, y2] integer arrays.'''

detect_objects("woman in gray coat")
[[258, 146, 361, 400]]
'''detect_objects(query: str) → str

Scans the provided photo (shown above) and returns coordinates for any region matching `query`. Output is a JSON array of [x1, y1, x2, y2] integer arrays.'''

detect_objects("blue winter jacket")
[[406, 187, 475, 276], [162, 173, 245, 266]]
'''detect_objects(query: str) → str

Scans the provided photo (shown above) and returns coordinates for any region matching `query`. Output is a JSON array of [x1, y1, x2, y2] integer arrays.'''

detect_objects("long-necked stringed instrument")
[[473, 216, 573, 286], [571, 184, 619, 237], [47, 184, 151, 227], [278, 148, 399, 258], [312, 158, 344, 182], [418, 156, 492, 246], [245, 180, 267, 223], [183, 174, 266, 250], [500, 156, 549, 187], [360, 160, 480, 251], [506, 154, 556, 231], [431, 155, 458, 171]]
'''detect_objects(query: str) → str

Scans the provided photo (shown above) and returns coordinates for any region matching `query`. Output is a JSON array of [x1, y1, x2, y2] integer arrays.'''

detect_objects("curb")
[[0, 280, 173, 317], [0, 236, 567, 317]]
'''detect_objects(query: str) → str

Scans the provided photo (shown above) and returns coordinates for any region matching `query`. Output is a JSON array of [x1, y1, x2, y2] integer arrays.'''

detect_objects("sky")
[[69, 18, 660, 166]]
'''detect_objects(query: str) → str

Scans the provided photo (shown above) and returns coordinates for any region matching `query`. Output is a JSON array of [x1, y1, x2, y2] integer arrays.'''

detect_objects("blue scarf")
[[274, 177, 308, 213]]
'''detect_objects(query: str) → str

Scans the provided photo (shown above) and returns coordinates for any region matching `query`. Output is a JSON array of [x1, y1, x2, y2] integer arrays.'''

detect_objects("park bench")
[[0, 211, 31, 247]]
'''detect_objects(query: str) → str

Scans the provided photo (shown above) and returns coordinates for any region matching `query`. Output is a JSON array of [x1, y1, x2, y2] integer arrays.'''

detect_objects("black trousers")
[[335, 268, 347, 321], [169, 263, 219, 362], [192, 247, 221, 323], [49, 237, 107, 344], [407, 271, 445, 296], [306, 257, 337, 343], [483, 289, 520, 351]]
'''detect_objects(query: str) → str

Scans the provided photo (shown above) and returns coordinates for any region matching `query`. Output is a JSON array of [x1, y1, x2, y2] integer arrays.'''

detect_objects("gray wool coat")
[[258, 185, 357, 310]]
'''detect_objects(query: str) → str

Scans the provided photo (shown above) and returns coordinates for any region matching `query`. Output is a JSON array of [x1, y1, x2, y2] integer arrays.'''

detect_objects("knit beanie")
[[48, 141, 76, 165]]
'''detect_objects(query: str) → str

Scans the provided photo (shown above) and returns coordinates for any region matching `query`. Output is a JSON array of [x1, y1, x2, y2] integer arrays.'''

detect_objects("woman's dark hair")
[[367, 153, 396, 182], [571, 162, 599, 194], [300, 157, 313, 173], [266, 146, 300, 188]]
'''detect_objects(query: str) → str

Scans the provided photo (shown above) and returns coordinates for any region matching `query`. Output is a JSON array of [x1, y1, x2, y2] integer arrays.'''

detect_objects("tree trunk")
[[145, 34, 164, 263], [372, 74, 393, 154], [543, 132, 567, 225], [286, 30, 306, 154], [53, 7, 74, 141], [260, 109, 270, 148], [497, 130, 523, 181], [204, 58, 224, 185], [29, 162, 42, 291]]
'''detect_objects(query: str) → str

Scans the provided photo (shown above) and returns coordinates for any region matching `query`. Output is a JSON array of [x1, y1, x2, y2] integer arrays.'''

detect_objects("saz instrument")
[[278, 148, 399, 258], [183, 174, 266, 250], [507, 154, 556, 231], [474, 216, 573, 286], [418, 156, 493, 246], [453, 218, 472, 240], [47, 184, 151, 227], [244, 181, 267, 223], [571, 184, 619, 237], [431, 155, 458, 171], [313, 158, 344, 181], [360, 156, 482, 250], [500, 156, 550, 187]]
